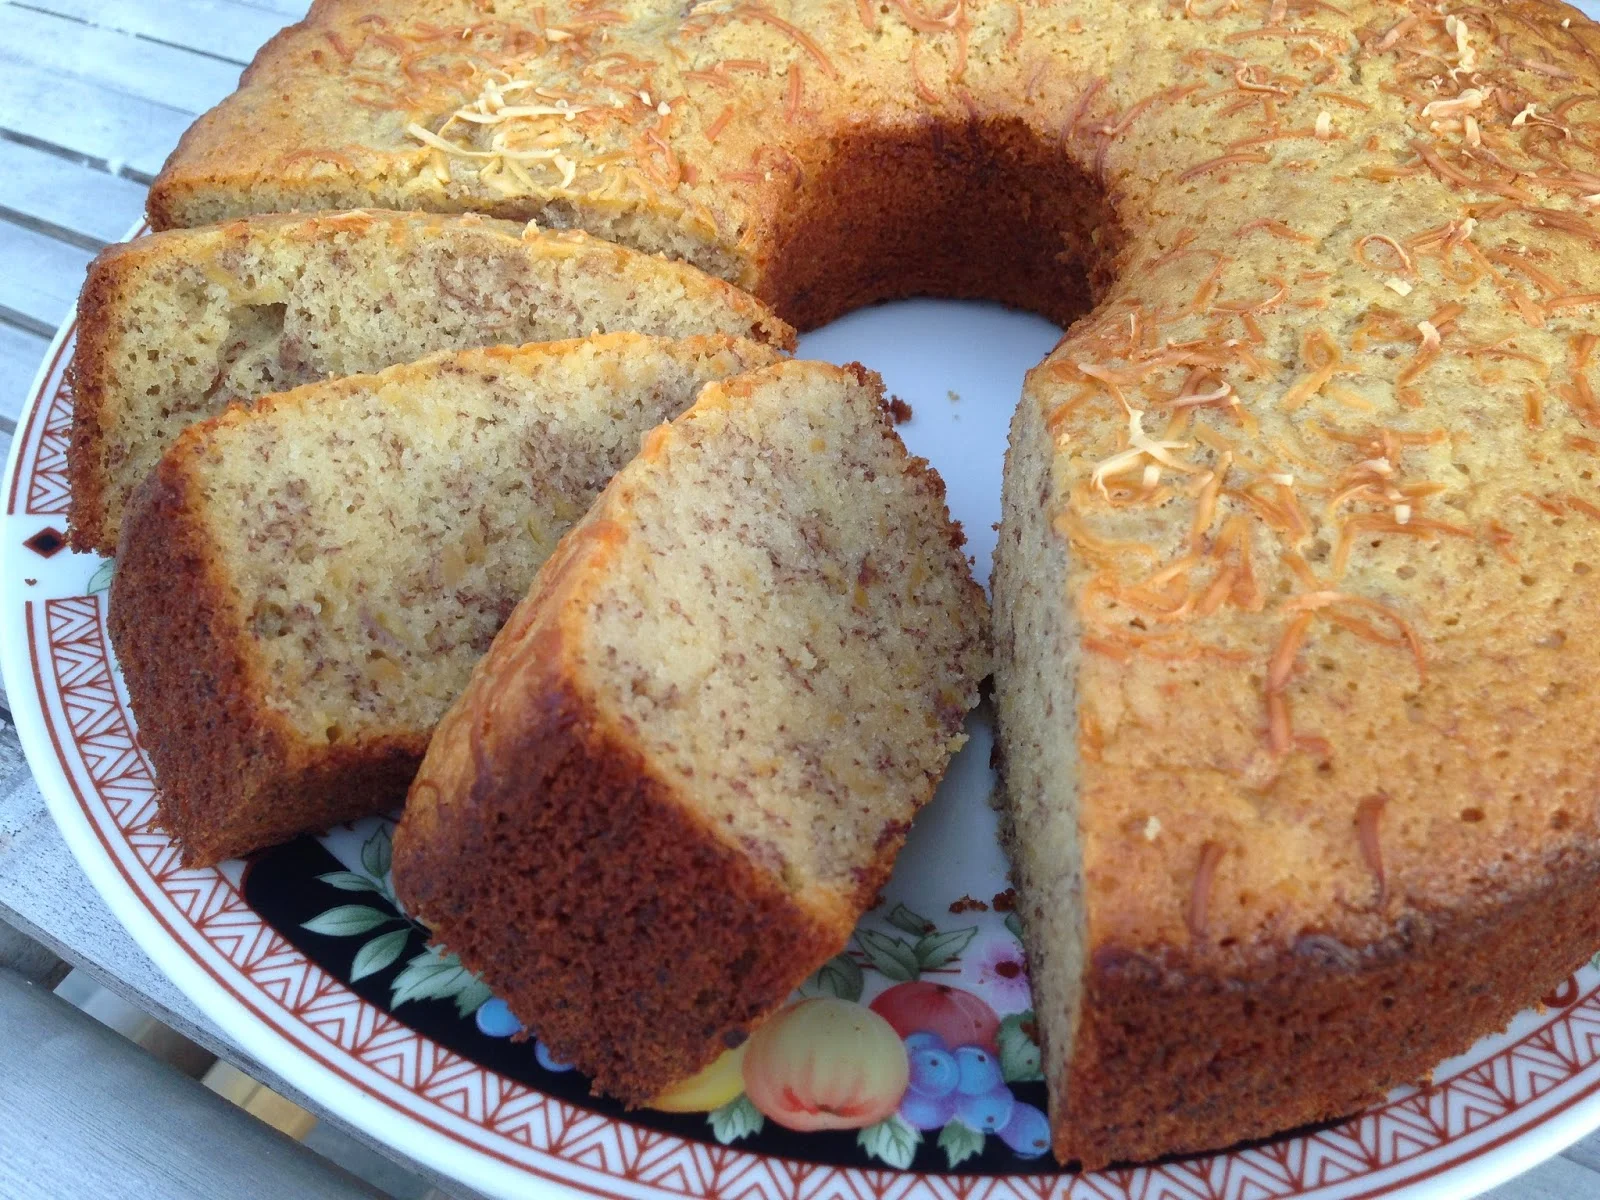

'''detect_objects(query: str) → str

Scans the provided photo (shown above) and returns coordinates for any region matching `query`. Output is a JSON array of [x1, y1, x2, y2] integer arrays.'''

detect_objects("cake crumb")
[[949, 894, 990, 913], [947, 389, 961, 403], [887, 395, 913, 424], [992, 887, 1018, 912]]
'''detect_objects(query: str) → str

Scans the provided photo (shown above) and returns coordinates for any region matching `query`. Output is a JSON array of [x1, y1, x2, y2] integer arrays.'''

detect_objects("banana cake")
[[110, 333, 780, 864], [392, 360, 990, 1101], [69, 209, 793, 554]]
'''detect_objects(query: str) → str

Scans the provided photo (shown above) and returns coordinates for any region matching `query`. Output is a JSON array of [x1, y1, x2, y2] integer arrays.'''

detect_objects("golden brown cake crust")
[[65, 250, 126, 558], [1064, 844, 1600, 1165], [392, 545, 848, 1101], [110, 452, 427, 865]]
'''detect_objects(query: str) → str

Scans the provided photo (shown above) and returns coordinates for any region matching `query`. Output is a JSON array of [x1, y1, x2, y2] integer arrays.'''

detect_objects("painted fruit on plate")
[[870, 981, 1001, 1053], [651, 1044, 749, 1113], [741, 998, 909, 1131]]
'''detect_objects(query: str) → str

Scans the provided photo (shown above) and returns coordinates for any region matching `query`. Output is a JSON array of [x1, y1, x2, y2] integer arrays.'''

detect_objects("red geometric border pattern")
[[6, 329, 74, 518], [18, 339, 1600, 1200], [26, 369, 73, 517]]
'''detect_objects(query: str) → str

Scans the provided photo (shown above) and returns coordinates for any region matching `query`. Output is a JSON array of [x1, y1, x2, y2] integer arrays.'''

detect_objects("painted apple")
[[870, 981, 1001, 1052], [650, 1042, 748, 1113], [742, 998, 910, 1131]]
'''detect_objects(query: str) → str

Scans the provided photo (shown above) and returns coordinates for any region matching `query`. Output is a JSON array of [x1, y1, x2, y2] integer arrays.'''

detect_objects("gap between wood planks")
[[0, 5, 243, 115], [10, 0, 308, 63]]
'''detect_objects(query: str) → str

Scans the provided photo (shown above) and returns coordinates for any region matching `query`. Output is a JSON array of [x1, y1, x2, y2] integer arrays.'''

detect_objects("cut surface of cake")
[[69, 209, 794, 553], [392, 359, 990, 1102], [110, 333, 781, 865]]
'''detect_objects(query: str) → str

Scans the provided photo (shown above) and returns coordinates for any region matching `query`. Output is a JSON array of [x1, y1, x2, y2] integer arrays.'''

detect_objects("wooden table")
[[2, 2, 1600, 1197]]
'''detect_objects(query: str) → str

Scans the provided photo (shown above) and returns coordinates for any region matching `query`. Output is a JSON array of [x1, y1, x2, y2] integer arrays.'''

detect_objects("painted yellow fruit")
[[650, 1042, 749, 1113], [742, 997, 910, 1131]]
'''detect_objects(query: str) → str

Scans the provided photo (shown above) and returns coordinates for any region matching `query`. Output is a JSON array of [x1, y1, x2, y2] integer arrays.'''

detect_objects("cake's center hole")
[[763, 116, 1120, 331]]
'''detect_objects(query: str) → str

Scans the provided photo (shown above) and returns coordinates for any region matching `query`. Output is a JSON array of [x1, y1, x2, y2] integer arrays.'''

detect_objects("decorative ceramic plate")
[[7, 227, 1600, 1200]]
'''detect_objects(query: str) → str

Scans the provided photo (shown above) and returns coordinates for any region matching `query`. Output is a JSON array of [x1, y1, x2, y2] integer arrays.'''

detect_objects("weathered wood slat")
[[0, 58, 191, 178], [0, 137, 146, 246], [0, 766, 485, 1197], [0, 221, 93, 333], [19, 0, 294, 66], [0, 431, 13, 514], [0, 6, 241, 116], [0, 970, 386, 1200], [226, 0, 309, 17], [1482, 1157, 1600, 1200], [0, 323, 51, 431]]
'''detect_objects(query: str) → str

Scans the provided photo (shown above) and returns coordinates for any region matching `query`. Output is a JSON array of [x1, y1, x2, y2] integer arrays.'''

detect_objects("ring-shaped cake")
[[143, 0, 1600, 1168]]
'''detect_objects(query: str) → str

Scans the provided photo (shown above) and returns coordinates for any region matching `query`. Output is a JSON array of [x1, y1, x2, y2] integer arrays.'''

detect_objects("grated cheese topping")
[[1445, 13, 1476, 74], [1091, 409, 1197, 498], [1420, 87, 1488, 120]]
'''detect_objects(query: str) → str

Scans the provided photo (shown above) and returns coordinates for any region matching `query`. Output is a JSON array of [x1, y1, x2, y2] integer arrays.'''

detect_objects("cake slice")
[[110, 333, 781, 865], [391, 360, 990, 1102], [68, 210, 794, 553]]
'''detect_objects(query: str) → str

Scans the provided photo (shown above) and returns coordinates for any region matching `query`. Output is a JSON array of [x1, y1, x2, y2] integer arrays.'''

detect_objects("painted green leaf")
[[454, 975, 494, 1018], [810, 953, 864, 1002], [350, 928, 410, 981], [937, 1118, 986, 1168], [856, 929, 920, 982], [857, 1114, 920, 1169], [887, 902, 934, 937], [316, 870, 381, 893], [302, 905, 394, 937], [1004, 911, 1024, 941], [85, 560, 115, 596], [913, 926, 978, 970], [390, 947, 479, 1008], [708, 1095, 765, 1143], [360, 826, 393, 882], [998, 1011, 1043, 1083]]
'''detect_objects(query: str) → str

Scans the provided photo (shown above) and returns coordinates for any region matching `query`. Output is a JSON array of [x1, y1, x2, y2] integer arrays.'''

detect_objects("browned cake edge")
[[109, 443, 424, 866], [1053, 846, 1600, 1169], [66, 246, 133, 555], [391, 520, 852, 1101], [145, 20, 303, 233]]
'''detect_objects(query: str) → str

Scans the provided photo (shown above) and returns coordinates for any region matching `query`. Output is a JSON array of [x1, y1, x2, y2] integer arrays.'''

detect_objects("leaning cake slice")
[[110, 333, 781, 865], [68, 210, 794, 553], [392, 360, 991, 1102]]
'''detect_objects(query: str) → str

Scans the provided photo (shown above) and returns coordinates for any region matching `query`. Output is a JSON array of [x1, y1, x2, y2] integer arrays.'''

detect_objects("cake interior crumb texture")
[[393, 360, 990, 1098], [583, 364, 984, 890], [69, 211, 792, 552], [109, 333, 779, 864], [211, 337, 786, 742]]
